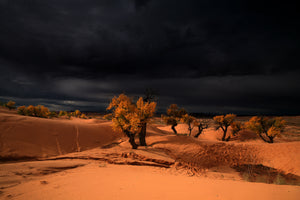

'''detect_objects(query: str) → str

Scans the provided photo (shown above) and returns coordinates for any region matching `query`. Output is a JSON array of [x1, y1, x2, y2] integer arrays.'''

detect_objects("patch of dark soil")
[[0, 156, 38, 163], [101, 142, 121, 149], [37, 164, 85, 175], [233, 164, 300, 186]]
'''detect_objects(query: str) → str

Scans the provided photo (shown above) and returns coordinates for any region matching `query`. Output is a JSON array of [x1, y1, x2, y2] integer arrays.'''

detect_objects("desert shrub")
[[2, 100, 16, 110], [74, 110, 81, 117], [106, 94, 156, 149], [17, 106, 27, 115], [17, 105, 50, 118], [80, 113, 87, 119], [162, 104, 187, 134], [59, 110, 65, 116], [213, 114, 238, 141], [59, 110, 68, 117], [6, 101, 16, 110], [34, 105, 49, 118], [26, 105, 35, 116], [245, 116, 285, 143], [48, 111, 58, 118]]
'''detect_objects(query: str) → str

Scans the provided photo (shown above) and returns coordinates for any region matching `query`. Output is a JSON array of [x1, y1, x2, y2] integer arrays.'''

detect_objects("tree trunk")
[[269, 136, 274, 143], [139, 122, 147, 146], [221, 127, 228, 141], [258, 133, 271, 143], [268, 136, 274, 143], [225, 136, 231, 141], [171, 124, 177, 134], [194, 126, 202, 138], [129, 134, 138, 149], [188, 126, 192, 136], [124, 130, 138, 149]]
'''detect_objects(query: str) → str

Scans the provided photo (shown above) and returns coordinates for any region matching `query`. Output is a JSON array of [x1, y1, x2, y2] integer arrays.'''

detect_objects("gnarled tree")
[[106, 94, 156, 149], [162, 104, 187, 134], [245, 116, 285, 143], [138, 88, 158, 146], [193, 119, 209, 138], [213, 114, 237, 141], [180, 114, 196, 136]]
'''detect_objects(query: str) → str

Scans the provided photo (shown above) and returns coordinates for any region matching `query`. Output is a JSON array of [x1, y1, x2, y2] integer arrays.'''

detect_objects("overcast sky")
[[0, 0, 299, 114]]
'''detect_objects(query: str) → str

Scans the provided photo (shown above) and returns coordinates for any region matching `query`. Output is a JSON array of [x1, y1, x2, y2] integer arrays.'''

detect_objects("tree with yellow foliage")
[[162, 104, 187, 134], [106, 94, 156, 149], [5, 100, 16, 110], [74, 110, 81, 117], [180, 114, 196, 136], [34, 105, 49, 118], [213, 114, 237, 141], [193, 119, 209, 138], [136, 96, 157, 146], [245, 116, 285, 143], [17, 105, 50, 118]]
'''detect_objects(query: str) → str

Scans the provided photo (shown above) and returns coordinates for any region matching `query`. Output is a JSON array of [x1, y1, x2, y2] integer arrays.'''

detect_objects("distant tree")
[[80, 113, 87, 119], [17, 105, 50, 118], [162, 104, 187, 134], [48, 111, 58, 118], [106, 94, 156, 149], [230, 121, 244, 137], [245, 116, 285, 143], [17, 106, 27, 115], [5, 100, 16, 110], [213, 114, 237, 141], [74, 110, 81, 117], [34, 105, 49, 118], [194, 119, 209, 138], [26, 105, 35, 116], [59, 110, 67, 117], [180, 114, 196, 136], [58, 110, 71, 119]]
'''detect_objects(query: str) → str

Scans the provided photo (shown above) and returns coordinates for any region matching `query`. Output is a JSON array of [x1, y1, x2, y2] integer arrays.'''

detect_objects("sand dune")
[[2, 163, 300, 200], [154, 124, 300, 176], [0, 112, 122, 160], [0, 111, 299, 199]]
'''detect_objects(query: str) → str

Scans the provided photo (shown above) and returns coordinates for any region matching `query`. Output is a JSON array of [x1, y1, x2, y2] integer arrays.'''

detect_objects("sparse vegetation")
[[162, 104, 187, 134], [17, 105, 49, 118], [80, 113, 87, 119], [1, 100, 16, 110], [47, 111, 58, 118], [5, 100, 16, 110], [106, 94, 156, 149], [59, 110, 68, 117], [180, 114, 196, 136], [213, 114, 242, 141], [245, 116, 285, 143], [233, 164, 300, 185], [194, 119, 209, 138]]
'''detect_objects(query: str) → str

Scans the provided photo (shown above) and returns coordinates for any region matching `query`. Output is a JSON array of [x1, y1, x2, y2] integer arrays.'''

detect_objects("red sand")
[[0, 110, 299, 199]]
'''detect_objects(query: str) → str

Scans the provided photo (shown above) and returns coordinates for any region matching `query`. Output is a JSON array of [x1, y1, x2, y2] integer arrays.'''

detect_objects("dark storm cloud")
[[0, 0, 299, 114]]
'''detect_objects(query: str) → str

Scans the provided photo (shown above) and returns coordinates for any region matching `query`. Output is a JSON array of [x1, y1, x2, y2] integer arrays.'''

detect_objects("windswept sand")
[[2, 162, 299, 200], [0, 110, 299, 199], [0, 111, 122, 159]]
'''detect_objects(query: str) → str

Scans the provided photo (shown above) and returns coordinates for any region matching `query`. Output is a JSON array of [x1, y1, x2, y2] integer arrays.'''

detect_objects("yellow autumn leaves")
[[106, 94, 156, 135]]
